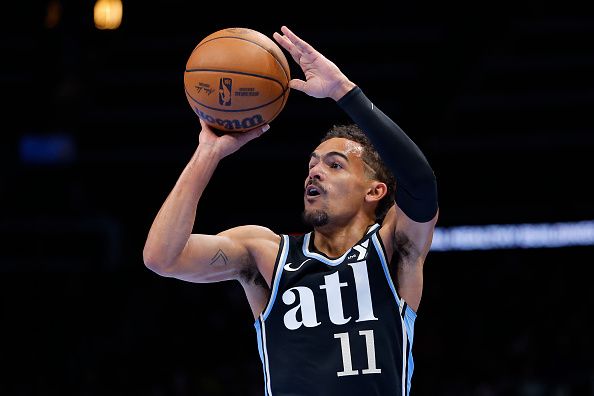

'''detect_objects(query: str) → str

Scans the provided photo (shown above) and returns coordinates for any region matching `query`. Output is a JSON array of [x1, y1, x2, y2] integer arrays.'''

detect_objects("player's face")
[[303, 138, 371, 227]]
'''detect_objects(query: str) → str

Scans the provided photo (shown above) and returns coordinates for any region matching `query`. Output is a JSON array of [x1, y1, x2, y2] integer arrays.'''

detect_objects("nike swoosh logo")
[[284, 258, 312, 272]]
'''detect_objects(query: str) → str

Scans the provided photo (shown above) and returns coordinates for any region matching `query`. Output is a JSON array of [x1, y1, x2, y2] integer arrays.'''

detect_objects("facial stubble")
[[302, 208, 330, 227]]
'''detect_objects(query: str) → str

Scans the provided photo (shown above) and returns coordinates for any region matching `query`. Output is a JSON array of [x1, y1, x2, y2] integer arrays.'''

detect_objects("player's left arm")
[[274, 25, 439, 311], [337, 87, 438, 312], [381, 206, 438, 312]]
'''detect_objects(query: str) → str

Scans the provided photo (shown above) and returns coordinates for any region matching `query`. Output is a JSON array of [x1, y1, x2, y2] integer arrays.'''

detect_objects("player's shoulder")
[[219, 226, 283, 287], [218, 225, 281, 244]]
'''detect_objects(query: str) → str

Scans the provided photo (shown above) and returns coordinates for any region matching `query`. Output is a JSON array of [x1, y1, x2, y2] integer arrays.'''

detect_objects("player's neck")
[[312, 219, 375, 258]]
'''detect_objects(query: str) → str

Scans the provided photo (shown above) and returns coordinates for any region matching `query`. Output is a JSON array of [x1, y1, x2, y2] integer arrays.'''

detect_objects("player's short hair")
[[321, 124, 395, 222]]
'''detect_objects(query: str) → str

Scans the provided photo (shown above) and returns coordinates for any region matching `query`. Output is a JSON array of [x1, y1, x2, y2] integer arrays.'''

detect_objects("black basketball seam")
[[185, 68, 285, 87], [185, 86, 287, 114], [268, 86, 289, 123], [189, 35, 290, 87], [258, 86, 288, 125]]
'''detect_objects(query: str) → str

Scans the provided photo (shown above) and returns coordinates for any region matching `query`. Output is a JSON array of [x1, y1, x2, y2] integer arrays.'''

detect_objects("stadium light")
[[94, 0, 122, 30], [431, 220, 594, 251]]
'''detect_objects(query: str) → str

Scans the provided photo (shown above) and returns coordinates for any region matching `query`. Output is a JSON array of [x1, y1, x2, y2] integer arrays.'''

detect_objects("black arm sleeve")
[[337, 86, 438, 223]]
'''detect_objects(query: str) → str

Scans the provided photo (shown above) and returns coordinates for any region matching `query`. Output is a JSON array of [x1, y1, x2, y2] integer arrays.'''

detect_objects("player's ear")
[[365, 181, 387, 203]]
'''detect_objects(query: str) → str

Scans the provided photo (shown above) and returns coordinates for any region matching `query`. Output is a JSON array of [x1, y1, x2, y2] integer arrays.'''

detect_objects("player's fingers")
[[236, 124, 271, 144], [273, 32, 293, 51], [199, 118, 213, 133], [289, 79, 307, 93], [274, 31, 302, 63], [280, 26, 315, 54]]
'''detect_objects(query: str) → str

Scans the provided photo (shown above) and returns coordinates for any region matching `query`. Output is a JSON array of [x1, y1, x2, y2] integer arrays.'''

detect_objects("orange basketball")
[[184, 27, 291, 132]]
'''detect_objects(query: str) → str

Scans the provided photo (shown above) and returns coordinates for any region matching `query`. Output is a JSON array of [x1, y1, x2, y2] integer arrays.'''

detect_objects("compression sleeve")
[[337, 86, 438, 223]]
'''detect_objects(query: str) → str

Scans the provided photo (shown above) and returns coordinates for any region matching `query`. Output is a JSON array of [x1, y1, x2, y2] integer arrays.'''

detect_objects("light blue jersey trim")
[[254, 319, 268, 395], [254, 317, 273, 395], [404, 307, 416, 395], [302, 232, 348, 265], [302, 223, 380, 265], [261, 234, 289, 321], [253, 235, 289, 396], [371, 233, 402, 307], [254, 319, 264, 362], [372, 232, 417, 395]]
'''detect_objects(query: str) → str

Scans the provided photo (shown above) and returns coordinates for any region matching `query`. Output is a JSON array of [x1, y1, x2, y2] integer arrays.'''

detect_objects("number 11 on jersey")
[[334, 330, 381, 377]]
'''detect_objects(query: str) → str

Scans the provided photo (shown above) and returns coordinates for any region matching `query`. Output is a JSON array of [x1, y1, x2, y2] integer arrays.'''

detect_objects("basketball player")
[[143, 26, 438, 395]]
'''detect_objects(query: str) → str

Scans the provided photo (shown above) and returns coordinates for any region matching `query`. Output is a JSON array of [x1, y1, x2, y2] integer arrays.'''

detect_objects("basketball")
[[184, 27, 291, 132]]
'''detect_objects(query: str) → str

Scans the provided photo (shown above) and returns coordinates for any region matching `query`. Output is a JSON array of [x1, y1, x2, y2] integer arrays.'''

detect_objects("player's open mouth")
[[306, 185, 322, 197]]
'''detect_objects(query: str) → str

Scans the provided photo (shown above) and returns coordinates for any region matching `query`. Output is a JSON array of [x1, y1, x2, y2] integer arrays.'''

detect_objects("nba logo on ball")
[[219, 78, 232, 106], [184, 27, 291, 132]]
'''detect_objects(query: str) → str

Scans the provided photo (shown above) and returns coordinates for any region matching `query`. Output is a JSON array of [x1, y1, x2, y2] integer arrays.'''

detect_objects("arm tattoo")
[[209, 249, 229, 266]]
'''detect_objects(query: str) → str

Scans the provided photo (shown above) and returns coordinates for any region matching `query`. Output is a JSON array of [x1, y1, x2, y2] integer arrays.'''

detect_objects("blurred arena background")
[[1, 1, 593, 395]]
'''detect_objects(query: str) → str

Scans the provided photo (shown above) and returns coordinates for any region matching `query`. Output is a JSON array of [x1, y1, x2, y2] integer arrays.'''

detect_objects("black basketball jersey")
[[254, 224, 417, 396]]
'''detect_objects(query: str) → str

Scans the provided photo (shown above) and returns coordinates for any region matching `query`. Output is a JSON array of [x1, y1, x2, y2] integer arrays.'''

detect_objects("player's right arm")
[[142, 119, 270, 283]]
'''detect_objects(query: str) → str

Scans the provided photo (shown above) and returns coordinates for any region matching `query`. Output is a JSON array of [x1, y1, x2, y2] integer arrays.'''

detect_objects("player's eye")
[[330, 162, 342, 169]]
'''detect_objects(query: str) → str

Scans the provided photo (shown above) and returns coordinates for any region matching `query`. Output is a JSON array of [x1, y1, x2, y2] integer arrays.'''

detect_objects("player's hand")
[[198, 119, 270, 159], [273, 26, 356, 101]]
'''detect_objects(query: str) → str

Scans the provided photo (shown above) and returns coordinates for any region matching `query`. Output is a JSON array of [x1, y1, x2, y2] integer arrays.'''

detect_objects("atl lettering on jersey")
[[254, 224, 417, 396]]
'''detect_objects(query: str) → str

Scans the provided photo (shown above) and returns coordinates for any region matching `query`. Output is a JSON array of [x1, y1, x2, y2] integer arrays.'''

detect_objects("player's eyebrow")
[[309, 151, 350, 162]]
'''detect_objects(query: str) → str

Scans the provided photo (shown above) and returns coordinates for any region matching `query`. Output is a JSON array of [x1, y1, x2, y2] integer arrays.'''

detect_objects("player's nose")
[[307, 163, 324, 181]]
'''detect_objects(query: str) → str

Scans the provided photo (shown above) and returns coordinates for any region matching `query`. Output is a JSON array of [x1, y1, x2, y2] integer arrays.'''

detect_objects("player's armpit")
[[380, 205, 438, 259], [394, 206, 439, 260]]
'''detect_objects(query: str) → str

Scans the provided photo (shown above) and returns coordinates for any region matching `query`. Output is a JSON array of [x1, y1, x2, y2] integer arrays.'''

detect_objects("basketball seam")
[[185, 86, 287, 113], [190, 36, 290, 86], [264, 88, 288, 126], [269, 87, 289, 124], [185, 68, 285, 87]]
